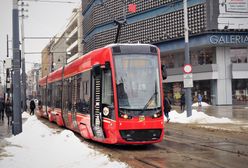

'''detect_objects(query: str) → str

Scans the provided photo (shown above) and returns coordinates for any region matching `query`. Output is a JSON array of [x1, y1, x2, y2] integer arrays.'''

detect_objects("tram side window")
[[76, 71, 90, 114], [41, 86, 46, 106], [54, 81, 62, 108], [62, 79, 68, 111], [102, 70, 114, 106], [51, 82, 57, 108], [68, 78, 72, 111], [71, 77, 77, 112], [47, 83, 52, 107]]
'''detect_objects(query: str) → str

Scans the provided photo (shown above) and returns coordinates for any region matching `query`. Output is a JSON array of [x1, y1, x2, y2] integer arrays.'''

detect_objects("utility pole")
[[20, 1, 28, 112], [183, 0, 192, 117], [6, 35, 11, 100], [12, 0, 22, 135]]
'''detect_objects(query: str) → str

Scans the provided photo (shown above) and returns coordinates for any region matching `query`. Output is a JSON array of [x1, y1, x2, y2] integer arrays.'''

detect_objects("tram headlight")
[[119, 111, 132, 119], [123, 114, 128, 119], [103, 107, 110, 116], [152, 110, 162, 118]]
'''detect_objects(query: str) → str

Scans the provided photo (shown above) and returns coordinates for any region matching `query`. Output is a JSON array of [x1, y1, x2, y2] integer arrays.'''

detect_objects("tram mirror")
[[161, 65, 167, 80], [104, 61, 111, 71], [92, 64, 102, 77]]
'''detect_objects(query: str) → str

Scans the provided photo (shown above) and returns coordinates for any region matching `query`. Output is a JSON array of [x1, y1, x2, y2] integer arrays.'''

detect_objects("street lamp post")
[[12, 0, 22, 135], [20, 1, 28, 111], [183, 0, 192, 117]]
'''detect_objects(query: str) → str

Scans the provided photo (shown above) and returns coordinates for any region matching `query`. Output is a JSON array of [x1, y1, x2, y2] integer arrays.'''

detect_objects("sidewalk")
[[172, 104, 248, 122], [0, 116, 13, 158], [0, 117, 12, 140], [170, 105, 248, 132]]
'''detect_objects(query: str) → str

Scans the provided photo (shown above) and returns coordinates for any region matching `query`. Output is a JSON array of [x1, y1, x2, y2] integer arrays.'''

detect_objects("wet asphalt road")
[[1, 105, 248, 168], [86, 122, 248, 168]]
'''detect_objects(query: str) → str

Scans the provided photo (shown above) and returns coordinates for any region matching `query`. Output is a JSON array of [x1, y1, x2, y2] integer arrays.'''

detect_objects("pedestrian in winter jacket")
[[30, 100, 36, 115], [164, 96, 172, 123], [0, 98, 5, 121], [5, 98, 12, 125]]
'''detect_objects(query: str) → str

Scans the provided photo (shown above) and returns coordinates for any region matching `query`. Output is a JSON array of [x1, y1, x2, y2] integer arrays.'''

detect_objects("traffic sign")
[[183, 73, 193, 88], [183, 64, 192, 74]]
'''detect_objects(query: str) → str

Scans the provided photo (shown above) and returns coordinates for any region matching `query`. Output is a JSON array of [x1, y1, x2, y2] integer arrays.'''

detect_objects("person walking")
[[0, 98, 5, 121], [5, 98, 12, 125], [30, 99, 36, 115], [164, 96, 172, 123], [198, 93, 202, 106], [180, 93, 185, 112]]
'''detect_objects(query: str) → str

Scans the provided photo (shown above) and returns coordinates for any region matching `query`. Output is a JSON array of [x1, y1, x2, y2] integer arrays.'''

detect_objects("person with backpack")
[[30, 99, 36, 115], [5, 98, 12, 125], [164, 96, 172, 123]]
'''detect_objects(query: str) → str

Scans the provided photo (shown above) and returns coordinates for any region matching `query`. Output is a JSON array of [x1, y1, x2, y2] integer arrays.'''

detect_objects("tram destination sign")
[[210, 34, 248, 45]]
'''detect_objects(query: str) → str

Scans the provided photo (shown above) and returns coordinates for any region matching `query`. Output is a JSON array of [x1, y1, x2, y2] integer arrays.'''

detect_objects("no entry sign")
[[183, 64, 192, 74]]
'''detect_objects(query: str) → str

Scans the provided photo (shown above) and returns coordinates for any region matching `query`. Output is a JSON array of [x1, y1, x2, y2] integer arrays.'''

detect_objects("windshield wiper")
[[141, 92, 158, 114]]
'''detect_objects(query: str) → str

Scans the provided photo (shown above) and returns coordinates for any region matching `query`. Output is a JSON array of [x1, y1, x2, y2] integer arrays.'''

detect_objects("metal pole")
[[35, 69, 39, 98], [12, 0, 22, 135], [6, 35, 10, 100], [184, 0, 192, 117], [21, 9, 27, 112]]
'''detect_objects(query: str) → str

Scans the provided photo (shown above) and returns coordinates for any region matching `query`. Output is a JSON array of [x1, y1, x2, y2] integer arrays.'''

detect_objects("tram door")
[[62, 78, 71, 128], [71, 77, 79, 132], [91, 65, 105, 138]]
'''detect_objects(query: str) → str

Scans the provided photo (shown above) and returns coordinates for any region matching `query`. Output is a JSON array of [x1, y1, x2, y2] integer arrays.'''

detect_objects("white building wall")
[[218, 0, 248, 29], [216, 47, 233, 105]]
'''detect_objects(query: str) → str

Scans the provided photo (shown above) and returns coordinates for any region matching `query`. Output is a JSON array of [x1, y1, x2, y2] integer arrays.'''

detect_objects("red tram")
[[38, 44, 166, 144]]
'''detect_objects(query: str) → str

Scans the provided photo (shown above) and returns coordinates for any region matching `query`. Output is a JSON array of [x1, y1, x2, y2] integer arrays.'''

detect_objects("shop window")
[[230, 48, 248, 64], [232, 79, 248, 105]]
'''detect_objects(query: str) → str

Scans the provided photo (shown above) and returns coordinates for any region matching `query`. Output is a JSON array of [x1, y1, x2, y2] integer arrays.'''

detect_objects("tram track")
[[38, 117, 248, 168], [164, 124, 248, 157]]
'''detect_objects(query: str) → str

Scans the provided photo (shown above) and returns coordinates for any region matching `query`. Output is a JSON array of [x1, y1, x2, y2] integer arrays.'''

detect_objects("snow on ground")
[[0, 114, 128, 168], [168, 110, 233, 124]]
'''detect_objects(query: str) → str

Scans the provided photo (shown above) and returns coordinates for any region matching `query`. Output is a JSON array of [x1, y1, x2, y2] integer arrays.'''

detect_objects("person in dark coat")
[[164, 96, 172, 123], [180, 93, 185, 112], [0, 98, 5, 121], [30, 99, 36, 115], [5, 98, 12, 125]]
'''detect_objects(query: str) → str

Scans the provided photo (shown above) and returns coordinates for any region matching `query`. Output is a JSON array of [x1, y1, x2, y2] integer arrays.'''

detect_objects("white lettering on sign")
[[210, 35, 248, 44]]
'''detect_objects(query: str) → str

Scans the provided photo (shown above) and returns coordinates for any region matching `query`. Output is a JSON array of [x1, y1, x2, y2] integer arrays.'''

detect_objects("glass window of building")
[[195, 47, 215, 65], [161, 47, 216, 69], [230, 48, 248, 63], [232, 79, 248, 105]]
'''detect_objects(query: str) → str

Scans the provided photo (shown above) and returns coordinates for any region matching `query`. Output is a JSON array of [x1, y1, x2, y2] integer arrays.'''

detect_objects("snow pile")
[[168, 110, 233, 124], [192, 102, 211, 107], [22, 112, 30, 118], [0, 115, 128, 168]]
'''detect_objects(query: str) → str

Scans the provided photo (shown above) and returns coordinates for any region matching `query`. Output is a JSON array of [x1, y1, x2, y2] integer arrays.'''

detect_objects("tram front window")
[[114, 54, 161, 113]]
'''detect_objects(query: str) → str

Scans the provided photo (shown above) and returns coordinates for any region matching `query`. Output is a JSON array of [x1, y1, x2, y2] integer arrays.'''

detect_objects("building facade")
[[81, 0, 248, 105], [41, 7, 83, 75], [27, 64, 41, 99]]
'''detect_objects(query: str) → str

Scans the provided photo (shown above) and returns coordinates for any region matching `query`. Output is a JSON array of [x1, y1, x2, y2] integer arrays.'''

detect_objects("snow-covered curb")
[[167, 110, 233, 124], [0, 114, 128, 168]]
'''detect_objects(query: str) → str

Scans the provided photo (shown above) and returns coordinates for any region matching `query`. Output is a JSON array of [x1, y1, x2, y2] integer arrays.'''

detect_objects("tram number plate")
[[139, 115, 145, 122]]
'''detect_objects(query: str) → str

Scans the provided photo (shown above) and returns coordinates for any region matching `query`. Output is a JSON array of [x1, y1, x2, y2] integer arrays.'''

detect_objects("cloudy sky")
[[0, 0, 81, 77]]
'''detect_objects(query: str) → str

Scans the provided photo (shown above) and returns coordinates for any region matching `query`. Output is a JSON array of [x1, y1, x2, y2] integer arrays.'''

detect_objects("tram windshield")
[[114, 54, 161, 110]]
